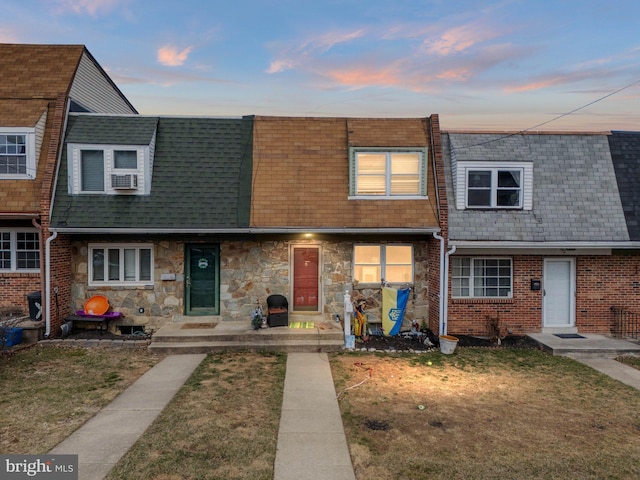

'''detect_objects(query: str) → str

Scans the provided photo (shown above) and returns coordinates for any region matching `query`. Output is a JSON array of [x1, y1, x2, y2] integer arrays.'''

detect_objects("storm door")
[[185, 244, 220, 315], [292, 246, 320, 312], [543, 258, 575, 328]]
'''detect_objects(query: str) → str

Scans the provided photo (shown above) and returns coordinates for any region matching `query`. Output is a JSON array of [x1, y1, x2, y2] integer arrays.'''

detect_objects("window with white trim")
[[0, 230, 40, 272], [68, 144, 146, 194], [451, 257, 512, 298], [0, 130, 36, 179], [354, 244, 413, 284], [89, 244, 153, 286], [467, 168, 522, 208], [349, 148, 427, 198]]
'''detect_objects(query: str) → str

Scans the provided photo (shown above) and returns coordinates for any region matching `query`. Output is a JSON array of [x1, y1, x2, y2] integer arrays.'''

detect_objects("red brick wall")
[[427, 115, 447, 335], [446, 254, 640, 336], [0, 273, 41, 314]]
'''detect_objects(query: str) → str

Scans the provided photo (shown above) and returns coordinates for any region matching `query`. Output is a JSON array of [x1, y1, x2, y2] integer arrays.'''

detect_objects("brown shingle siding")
[[251, 116, 439, 229]]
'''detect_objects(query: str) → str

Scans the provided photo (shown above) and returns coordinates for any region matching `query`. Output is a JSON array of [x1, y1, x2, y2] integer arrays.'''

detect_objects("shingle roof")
[[443, 132, 629, 242], [609, 131, 640, 241], [65, 114, 158, 145], [51, 115, 254, 230], [0, 44, 84, 98]]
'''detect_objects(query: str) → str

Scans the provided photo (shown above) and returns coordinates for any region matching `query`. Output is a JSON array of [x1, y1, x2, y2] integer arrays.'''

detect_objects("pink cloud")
[[325, 66, 401, 88], [56, 0, 126, 16], [425, 22, 502, 56], [157, 45, 193, 67]]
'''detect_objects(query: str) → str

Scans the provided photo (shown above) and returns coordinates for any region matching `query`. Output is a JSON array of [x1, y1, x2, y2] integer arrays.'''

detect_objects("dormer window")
[[349, 147, 428, 199], [455, 161, 533, 211], [467, 169, 522, 208], [69, 144, 149, 195], [0, 130, 36, 179]]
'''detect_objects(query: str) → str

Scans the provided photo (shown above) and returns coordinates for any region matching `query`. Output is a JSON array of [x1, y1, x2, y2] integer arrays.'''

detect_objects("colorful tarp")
[[382, 287, 410, 336]]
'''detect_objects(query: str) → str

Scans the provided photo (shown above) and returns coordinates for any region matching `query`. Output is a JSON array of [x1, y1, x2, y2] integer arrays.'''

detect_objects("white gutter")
[[443, 244, 456, 336], [450, 240, 640, 249], [432, 232, 457, 336], [50, 227, 441, 235], [44, 231, 58, 337], [432, 232, 446, 336]]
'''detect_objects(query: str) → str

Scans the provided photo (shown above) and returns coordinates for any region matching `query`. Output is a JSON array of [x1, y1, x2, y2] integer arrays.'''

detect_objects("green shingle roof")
[[51, 114, 254, 230]]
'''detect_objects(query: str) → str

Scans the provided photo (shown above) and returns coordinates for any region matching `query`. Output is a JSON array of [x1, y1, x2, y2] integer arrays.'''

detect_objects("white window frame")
[[451, 257, 512, 299], [466, 168, 523, 209], [349, 147, 428, 199], [455, 161, 533, 211], [353, 244, 414, 285], [88, 243, 154, 287], [0, 229, 40, 272], [68, 144, 146, 195], [0, 128, 37, 180]]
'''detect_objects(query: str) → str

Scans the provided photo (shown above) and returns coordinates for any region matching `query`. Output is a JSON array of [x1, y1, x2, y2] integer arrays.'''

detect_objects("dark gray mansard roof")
[[443, 132, 629, 243], [609, 131, 640, 241], [51, 114, 254, 231]]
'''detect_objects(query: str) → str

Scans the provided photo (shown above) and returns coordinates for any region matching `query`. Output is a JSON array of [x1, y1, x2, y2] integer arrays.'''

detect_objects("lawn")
[[331, 349, 640, 480], [0, 345, 160, 454], [106, 351, 286, 480], [3, 345, 640, 479]]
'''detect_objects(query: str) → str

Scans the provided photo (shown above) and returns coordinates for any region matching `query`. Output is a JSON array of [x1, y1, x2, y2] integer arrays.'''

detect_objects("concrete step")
[[148, 320, 346, 354], [148, 339, 345, 354]]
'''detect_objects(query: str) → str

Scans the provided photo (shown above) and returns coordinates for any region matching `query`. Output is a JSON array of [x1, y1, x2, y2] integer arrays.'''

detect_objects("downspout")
[[432, 232, 446, 336], [32, 218, 45, 321], [443, 244, 456, 336], [44, 231, 58, 337]]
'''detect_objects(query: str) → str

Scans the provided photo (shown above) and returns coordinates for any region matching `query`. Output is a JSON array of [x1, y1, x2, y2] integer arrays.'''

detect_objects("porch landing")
[[528, 333, 640, 359], [148, 314, 345, 354]]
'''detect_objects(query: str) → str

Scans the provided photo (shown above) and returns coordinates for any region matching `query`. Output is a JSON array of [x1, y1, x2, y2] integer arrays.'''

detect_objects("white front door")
[[543, 258, 576, 328]]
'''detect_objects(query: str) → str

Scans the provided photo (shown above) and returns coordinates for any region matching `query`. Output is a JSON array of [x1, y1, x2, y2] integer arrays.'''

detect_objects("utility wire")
[[454, 78, 640, 150]]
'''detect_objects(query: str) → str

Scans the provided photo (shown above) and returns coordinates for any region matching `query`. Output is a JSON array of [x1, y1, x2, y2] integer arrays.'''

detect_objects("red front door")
[[293, 247, 319, 312]]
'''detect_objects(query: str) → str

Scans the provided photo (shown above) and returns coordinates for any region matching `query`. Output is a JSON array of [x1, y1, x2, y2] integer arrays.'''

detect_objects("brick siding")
[[446, 254, 640, 336]]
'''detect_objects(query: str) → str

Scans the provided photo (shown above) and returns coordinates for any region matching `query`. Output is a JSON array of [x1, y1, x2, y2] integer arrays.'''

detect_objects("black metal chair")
[[267, 294, 289, 327]]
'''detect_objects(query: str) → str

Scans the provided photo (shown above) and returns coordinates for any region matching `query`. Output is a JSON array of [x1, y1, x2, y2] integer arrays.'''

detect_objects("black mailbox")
[[530, 279, 541, 291]]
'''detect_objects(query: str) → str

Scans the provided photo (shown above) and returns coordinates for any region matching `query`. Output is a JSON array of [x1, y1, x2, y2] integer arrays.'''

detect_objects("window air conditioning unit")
[[111, 174, 138, 190]]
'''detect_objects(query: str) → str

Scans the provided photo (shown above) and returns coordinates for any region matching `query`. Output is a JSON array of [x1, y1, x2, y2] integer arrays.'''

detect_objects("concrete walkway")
[[49, 354, 206, 480], [274, 353, 356, 480]]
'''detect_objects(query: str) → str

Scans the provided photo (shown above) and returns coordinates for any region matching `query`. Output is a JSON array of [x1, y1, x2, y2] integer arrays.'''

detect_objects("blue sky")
[[3, 0, 639, 131]]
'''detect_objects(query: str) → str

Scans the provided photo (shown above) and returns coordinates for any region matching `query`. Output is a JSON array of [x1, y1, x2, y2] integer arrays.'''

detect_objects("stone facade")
[[70, 238, 431, 333]]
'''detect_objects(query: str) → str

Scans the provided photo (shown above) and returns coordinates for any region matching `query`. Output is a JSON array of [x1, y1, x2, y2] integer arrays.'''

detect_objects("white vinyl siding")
[[69, 52, 136, 114], [68, 144, 148, 195]]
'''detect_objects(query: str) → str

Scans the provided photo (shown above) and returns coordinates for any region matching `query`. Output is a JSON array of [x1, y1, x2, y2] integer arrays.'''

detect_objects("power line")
[[453, 78, 640, 150]]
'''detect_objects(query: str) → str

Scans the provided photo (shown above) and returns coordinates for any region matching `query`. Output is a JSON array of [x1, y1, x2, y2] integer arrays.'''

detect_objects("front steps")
[[148, 318, 345, 354]]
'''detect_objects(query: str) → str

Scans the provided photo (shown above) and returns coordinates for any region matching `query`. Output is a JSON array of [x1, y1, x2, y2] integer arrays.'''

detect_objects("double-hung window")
[[350, 148, 427, 198], [451, 257, 512, 298], [89, 244, 153, 286], [0, 130, 36, 179], [354, 244, 413, 284], [0, 230, 40, 272], [467, 168, 522, 208]]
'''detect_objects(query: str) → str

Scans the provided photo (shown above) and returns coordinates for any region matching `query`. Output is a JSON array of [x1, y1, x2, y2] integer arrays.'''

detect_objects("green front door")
[[185, 244, 220, 315]]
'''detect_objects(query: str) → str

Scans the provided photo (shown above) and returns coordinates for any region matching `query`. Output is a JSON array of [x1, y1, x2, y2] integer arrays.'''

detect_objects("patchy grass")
[[331, 349, 640, 480], [617, 355, 640, 371], [106, 352, 286, 480], [0, 345, 160, 454]]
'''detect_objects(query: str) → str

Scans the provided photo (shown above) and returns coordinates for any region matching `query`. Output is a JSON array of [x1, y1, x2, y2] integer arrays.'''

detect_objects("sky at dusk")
[[2, 0, 639, 131]]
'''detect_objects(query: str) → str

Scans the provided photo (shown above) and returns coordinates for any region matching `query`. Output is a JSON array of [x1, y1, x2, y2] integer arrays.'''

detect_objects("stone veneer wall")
[[70, 238, 430, 332]]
